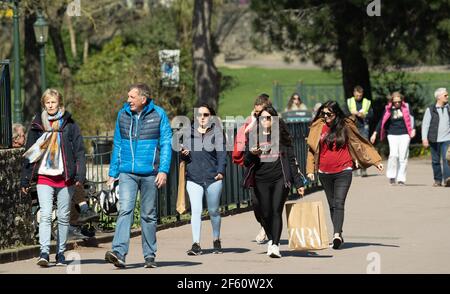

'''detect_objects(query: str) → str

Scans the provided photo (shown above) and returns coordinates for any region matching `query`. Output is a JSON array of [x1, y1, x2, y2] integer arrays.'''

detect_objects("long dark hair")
[[311, 100, 348, 149], [287, 93, 302, 109], [260, 104, 293, 147]]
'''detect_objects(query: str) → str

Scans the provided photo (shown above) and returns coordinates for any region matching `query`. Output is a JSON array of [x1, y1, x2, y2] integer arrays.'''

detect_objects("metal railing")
[[0, 60, 12, 148]]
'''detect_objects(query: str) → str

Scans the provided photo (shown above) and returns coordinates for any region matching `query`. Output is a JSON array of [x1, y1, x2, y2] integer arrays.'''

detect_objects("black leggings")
[[250, 188, 264, 225], [254, 178, 289, 245], [318, 170, 353, 234]]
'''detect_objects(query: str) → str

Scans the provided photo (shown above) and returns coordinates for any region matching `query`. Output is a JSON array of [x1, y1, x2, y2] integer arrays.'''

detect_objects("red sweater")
[[319, 124, 353, 174]]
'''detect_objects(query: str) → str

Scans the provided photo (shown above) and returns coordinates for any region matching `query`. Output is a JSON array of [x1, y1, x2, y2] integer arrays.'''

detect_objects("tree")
[[22, 11, 41, 124], [250, 0, 450, 100], [192, 0, 220, 109], [46, 4, 75, 109]]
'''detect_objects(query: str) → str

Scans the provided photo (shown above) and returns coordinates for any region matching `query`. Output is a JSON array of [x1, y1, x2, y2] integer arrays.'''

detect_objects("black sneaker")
[[445, 178, 450, 187], [37, 252, 50, 267], [397, 181, 405, 186], [187, 243, 202, 256], [389, 178, 396, 185], [433, 181, 442, 187], [332, 234, 344, 249], [105, 251, 125, 268], [77, 208, 99, 223], [55, 253, 66, 266], [144, 256, 157, 268], [213, 239, 223, 254]]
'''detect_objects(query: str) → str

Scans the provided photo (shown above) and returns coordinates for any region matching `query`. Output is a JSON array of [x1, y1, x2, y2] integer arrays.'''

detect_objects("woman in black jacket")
[[20, 88, 86, 267], [180, 104, 227, 256], [244, 105, 305, 258]]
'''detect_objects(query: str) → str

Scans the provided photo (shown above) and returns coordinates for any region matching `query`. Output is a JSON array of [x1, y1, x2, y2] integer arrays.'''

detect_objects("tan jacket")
[[306, 116, 382, 175]]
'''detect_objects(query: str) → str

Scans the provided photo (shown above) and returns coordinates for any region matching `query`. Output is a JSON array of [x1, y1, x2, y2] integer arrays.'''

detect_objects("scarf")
[[23, 109, 65, 174]]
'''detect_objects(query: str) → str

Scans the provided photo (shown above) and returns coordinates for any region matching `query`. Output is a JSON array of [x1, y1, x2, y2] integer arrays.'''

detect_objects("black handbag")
[[242, 163, 256, 188]]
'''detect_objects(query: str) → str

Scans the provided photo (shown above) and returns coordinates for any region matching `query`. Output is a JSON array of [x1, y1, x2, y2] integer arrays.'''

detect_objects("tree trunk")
[[192, 0, 220, 110], [23, 13, 42, 124], [66, 15, 77, 59], [334, 3, 372, 100], [126, 0, 134, 9], [143, 0, 150, 14], [48, 7, 75, 109], [83, 37, 89, 64]]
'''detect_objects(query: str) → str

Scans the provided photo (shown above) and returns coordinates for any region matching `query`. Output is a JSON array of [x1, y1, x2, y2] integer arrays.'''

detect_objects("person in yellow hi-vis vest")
[[345, 86, 373, 177]]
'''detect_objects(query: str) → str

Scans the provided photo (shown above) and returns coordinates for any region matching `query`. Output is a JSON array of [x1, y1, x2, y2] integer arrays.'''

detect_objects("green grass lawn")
[[218, 67, 342, 117], [218, 66, 449, 117]]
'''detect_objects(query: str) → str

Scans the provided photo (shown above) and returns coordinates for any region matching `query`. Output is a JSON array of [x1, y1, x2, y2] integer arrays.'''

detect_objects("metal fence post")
[[0, 61, 12, 148]]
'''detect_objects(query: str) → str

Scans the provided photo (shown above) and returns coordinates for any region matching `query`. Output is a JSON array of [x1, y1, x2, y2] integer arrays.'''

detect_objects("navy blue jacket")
[[180, 125, 227, 187], [109, 100, 172, 177]]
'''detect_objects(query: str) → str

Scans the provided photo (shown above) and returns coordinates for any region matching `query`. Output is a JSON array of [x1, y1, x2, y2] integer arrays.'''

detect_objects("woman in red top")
[[306, 101, 383, 249]]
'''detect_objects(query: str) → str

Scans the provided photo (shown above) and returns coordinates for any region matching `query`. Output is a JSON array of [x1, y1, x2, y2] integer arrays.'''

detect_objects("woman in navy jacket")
[[181, 104, 227, 256]]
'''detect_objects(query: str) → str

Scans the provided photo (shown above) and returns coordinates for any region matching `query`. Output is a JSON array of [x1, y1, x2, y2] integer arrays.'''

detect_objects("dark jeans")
[[319, 170, 353, 235], [429, 141, 450, 183], [254, 178, 289, 245]]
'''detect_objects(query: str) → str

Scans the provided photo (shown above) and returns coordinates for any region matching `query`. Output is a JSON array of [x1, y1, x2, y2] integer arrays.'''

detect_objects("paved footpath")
[[1, 158, 449, 274]]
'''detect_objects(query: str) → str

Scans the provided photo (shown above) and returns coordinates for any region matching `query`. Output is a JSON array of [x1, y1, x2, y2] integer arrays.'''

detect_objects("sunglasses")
[[322, 111, 334, 117], [197, 113, 210, 118], [260, 116, 272, 121], [393, 101, 402, 104]]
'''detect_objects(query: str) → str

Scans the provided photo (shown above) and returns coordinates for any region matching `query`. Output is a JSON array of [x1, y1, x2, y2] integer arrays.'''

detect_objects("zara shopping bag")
[[285, 201, 329, 250]]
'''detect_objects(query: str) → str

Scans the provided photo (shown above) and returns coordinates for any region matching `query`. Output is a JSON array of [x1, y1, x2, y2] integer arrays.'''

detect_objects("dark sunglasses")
[[322, 111, 334, 117], [197, 113, 210, 118], [260, 116, 272, 121], [393, 101, 402, 104]]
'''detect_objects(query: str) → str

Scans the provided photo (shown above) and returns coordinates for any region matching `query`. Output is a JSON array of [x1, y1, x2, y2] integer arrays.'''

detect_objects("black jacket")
[[244, 140, 305, 190], [20, 111, 86, 188], [180, 125, 227, 187], [427, 104, 450, 142]]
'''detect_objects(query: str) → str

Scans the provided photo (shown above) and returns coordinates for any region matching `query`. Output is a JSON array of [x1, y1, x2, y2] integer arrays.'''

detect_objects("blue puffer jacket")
[[109, 100, 172, 178]]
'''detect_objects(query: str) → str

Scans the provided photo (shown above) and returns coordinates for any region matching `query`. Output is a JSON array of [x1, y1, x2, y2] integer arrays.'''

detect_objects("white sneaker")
[[266, 240, 273, 255], [255, 227, 267, 244], [269, 244, 282, 258]]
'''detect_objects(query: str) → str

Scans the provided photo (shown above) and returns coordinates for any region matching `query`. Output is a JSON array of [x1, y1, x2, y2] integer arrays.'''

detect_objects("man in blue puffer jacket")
[[105, 83, 172, 269]]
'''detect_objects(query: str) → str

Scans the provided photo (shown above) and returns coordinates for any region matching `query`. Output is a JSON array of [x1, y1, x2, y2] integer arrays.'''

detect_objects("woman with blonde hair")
[[370, 92, 415, 185], [20, 88, 86, 267]]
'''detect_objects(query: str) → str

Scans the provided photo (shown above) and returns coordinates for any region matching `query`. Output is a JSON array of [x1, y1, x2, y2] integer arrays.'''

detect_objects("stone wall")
[[0, 148, 35, 250]]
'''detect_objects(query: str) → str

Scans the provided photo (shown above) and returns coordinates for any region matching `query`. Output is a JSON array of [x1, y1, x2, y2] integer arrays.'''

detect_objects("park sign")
[[159, 49, 180, 88]]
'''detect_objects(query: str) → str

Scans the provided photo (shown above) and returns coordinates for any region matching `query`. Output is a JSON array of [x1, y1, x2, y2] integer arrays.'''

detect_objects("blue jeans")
[[112, 173, 158, 260], [36, 184, 74, 255], [430, 141, 450, 183], [186, 180, 223, 244]]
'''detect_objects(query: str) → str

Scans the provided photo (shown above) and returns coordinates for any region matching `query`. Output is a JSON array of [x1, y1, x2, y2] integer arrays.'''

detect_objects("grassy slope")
[[218, 67, 449, 117]]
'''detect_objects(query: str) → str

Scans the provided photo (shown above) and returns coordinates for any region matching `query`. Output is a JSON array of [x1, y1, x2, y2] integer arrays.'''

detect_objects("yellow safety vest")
[[347, 97, 371, 115]]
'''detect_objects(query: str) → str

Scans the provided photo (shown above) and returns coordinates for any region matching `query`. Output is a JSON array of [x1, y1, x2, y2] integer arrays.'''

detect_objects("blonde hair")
[[41, 88, 64, 108], [391, 91, 404, 101]]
